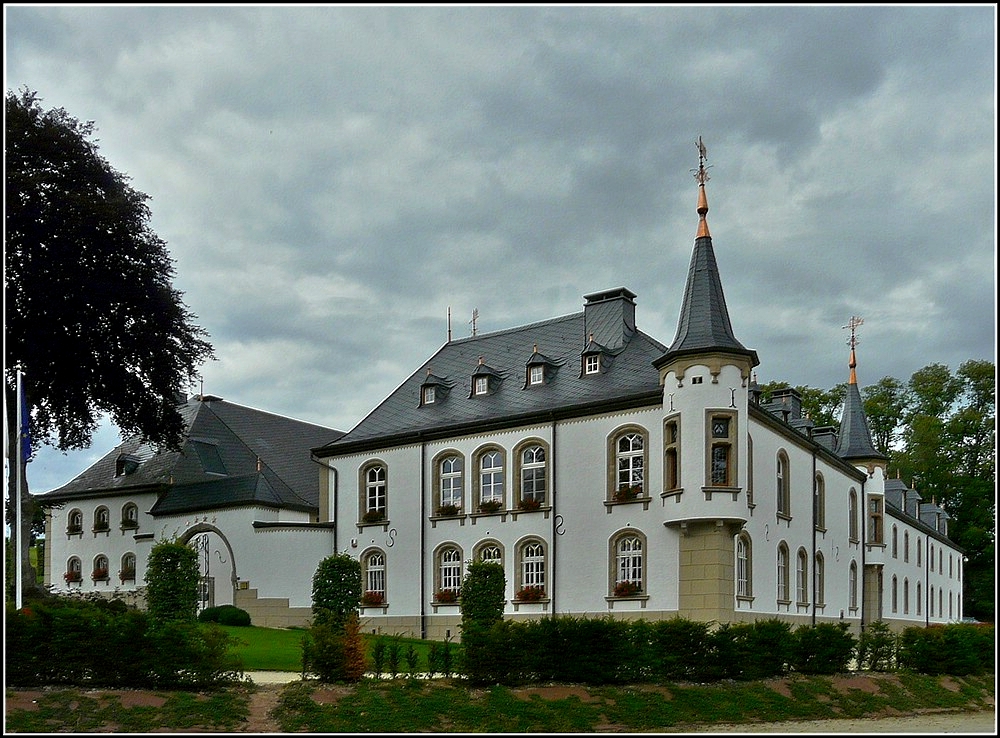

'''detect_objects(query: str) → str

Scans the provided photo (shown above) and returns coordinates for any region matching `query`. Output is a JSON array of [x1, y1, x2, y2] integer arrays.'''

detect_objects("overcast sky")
[[5, 4, 996, 494]]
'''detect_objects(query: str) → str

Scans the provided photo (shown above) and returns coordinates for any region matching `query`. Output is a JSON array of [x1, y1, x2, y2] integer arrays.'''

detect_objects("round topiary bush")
[[216, 605, 252, 626]]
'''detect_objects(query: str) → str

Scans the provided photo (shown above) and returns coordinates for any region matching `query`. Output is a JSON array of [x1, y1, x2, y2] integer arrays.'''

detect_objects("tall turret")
[[835, 317, 887, 475], [658, 138, 757, 625]]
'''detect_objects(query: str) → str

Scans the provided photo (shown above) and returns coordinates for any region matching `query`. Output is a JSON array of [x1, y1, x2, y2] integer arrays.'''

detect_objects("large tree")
[[4, 88, 214, 599]]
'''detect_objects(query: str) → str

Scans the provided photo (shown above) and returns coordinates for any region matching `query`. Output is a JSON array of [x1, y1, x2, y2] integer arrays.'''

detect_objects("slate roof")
[[316, 308, 668, 455], [835, 379, 886, 461], [40, 396, 343, 514], [656, 234, 759, 368]]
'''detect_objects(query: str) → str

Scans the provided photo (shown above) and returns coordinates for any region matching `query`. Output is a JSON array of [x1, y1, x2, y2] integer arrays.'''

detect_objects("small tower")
[[835, 317, 887, 475], [655, 138, 759, 623]]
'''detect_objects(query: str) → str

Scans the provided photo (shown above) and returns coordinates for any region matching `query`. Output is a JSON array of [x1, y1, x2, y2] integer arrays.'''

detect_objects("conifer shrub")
[[311, 553, 362, 628], [791, 622, 857, 674], [857, 620, 897, 671], [145, 540, 200, 625]]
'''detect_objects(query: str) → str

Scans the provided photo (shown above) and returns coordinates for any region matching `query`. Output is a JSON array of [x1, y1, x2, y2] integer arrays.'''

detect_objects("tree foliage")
[[4, 87, 214, 453], [311, 553, 361, 627], [144, 540, 201, 625]]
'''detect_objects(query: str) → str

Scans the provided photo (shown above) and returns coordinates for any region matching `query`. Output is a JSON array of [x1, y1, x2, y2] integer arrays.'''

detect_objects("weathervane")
[[843, 316, 864, 350], [470, 308, 479, 337], [691, 136, 712, 185]]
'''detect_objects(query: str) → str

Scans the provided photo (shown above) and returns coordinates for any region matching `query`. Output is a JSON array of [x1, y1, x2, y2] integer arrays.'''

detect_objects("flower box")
[[119, 568, 136, 582], [67, 524, 83, 535], [613, 484, 642, 502], [361, 590, 385, 607], [614, 580, 642, 597], [93, 522, 110, 532], [120, 519, 139, 530], [361, 508, 386, 524], [436, 504, 461, 517], [478, 499, 503, 514], [64, 571, 82, 583], [434, 588, 459, 604], [518, 498, 542, 511], [516, 585, 546, 602], [92, 568, 109, 580]]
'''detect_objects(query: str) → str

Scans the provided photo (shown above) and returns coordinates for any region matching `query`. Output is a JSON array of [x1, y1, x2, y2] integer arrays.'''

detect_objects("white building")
[[40, 159, 963, 637]]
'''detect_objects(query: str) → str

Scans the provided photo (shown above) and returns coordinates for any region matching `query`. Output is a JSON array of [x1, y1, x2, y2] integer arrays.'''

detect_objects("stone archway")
[[178, 523, 238, 609]]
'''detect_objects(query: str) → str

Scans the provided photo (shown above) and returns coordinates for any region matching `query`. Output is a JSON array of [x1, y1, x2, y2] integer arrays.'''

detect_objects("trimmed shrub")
[[311, 553, 362, 628], [217, 605, 251, 626], [898, 623, 995, 675], [145, 540, 200, 624], [792, 622, 857, 674], [857, 620, 897, 671], [460, 561, 505, 629], [648, 617, 713, 681]]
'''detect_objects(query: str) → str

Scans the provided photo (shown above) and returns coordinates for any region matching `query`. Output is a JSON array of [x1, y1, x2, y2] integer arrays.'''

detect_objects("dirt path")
[[679, 709, 996, 733], [243, 684, 283, 733]]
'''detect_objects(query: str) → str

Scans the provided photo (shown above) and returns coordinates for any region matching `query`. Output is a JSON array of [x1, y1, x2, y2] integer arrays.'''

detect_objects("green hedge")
[[198, 604, 252, 626], [6, 599, 244, 689], [458, 616, 994, 686]]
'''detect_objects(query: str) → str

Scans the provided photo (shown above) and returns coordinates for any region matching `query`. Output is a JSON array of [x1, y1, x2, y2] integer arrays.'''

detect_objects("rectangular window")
[[585, 355, 600, 374], [868, 497, 883, 544], [664, 418, 680, 491], [474, 376, 489, 395], [423, 386, 435, 404], [707, 412, 736, 488], [529, 365, 544, 385]]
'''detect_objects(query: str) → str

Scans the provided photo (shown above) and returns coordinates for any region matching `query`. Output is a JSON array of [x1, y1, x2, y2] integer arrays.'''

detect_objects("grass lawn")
[[217, 625, 441, 673]]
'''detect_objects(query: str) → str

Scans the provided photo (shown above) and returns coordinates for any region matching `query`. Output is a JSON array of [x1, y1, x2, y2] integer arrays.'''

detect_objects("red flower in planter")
[[516, 585, 546, 602], [434, 588, 459, 604], [362, 591, 385, 607]]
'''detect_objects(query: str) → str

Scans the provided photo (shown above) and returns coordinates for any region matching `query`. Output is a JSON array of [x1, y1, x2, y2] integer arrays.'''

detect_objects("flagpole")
[[15, 368, 24, 610]]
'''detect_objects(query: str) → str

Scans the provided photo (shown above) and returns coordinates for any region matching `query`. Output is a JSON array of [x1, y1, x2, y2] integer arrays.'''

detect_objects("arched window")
[[904, 531, 910, 563], [930, 543, 935, 572], [476, 447, 505, 510], [849, 561, 858, 609], [514, 440, 548, 509], [892, 526, 898, 558], [868, 496, 884, 544], [94, 506, 110, 532], [64, 557, 82, 583], [360, 462, 387, 522], [736, 533, 753, 599], [796, 548, 809, 604], [434, 545, 463, 602], [615, 432, 645, 498], [814, 473, 825, 529], [362, 549, 386, 606], [891, 575, 898, 613], [848, 489, 859, 541], [814, 551, 825, 606], [930, 586, 936, 617], [121, 503, 139, 530], [439, 455, 464, 511], [474, 540, 504, 570], [917, 538, 923, 566], [916, 581, 923, 615], [746, 434, 754, 506], [120, 553, 137, 582], [610, 531, 645, 597], [664, 417, 680, 492], [777, 542, 790, 602], [903, 578, 910, 614], [92, 555, 109, 581], [67, 509, 83, 535], [776, 452, 790, 516], [515, 538, 547, 600]]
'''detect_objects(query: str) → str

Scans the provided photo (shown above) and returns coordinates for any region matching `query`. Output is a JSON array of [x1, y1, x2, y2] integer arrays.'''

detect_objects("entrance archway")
[[177, 523, 238, 610]]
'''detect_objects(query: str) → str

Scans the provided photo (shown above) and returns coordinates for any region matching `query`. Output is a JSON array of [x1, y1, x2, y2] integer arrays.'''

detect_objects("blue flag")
[[19, 376, 32, 464]]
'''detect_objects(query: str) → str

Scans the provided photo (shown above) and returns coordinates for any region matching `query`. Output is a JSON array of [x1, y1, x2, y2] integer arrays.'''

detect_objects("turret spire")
[[694, 136, 711, 238], [835, 317, 886, 464]]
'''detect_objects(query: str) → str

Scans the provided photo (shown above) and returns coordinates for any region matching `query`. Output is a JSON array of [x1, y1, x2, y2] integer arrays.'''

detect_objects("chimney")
[[583, 287, 636, 350]]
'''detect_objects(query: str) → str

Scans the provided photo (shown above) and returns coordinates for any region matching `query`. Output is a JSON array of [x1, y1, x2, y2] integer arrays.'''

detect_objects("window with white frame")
[[476, 541, 503, 569], [814, 551, 825, 605], [868, 496, 883, 544], [65, 557, 82, 583], [121, 503, 139, 529], [518, 539, 546, 597], [849, 489, 859, 541], [796, 549, 808, 604], [585, 354, 600, 375], [614, 430, 645, 499], [120, 553, 137, 582], [439, 455, 463, 511], [517, 443, 547, 507], [94, 506, 110, 532], [363, 463, 387, 520], [776, 451, 790, 516], [814, 473, 825, 529], [93, 555, 109, 580], [777, 543, 790, 602], [849, 561, 858, 609], [612, 531, 645, 596], [68, 509, 83, 534], [423, 385, 436, 404], [736, 533, 752, 598], [363, 550, 386, 603], [474, 376, 489, 396], [478, 449, 504, 507], [529, 365, 544, 385], [437, 546, 463, 597]]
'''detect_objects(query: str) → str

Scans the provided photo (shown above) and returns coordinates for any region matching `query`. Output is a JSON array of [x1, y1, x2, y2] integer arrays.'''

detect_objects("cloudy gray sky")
[[5, 4, 996, 494]]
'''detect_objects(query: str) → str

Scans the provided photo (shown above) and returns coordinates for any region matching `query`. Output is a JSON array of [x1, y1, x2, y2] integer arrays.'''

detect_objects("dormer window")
[[581, 334, 606, 377], [524, 345, 561, 388], [471, 357, 501, 397], [585, 354, 600, 375], [420, 370, 453, 407], [115, 454, 141, 477]]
